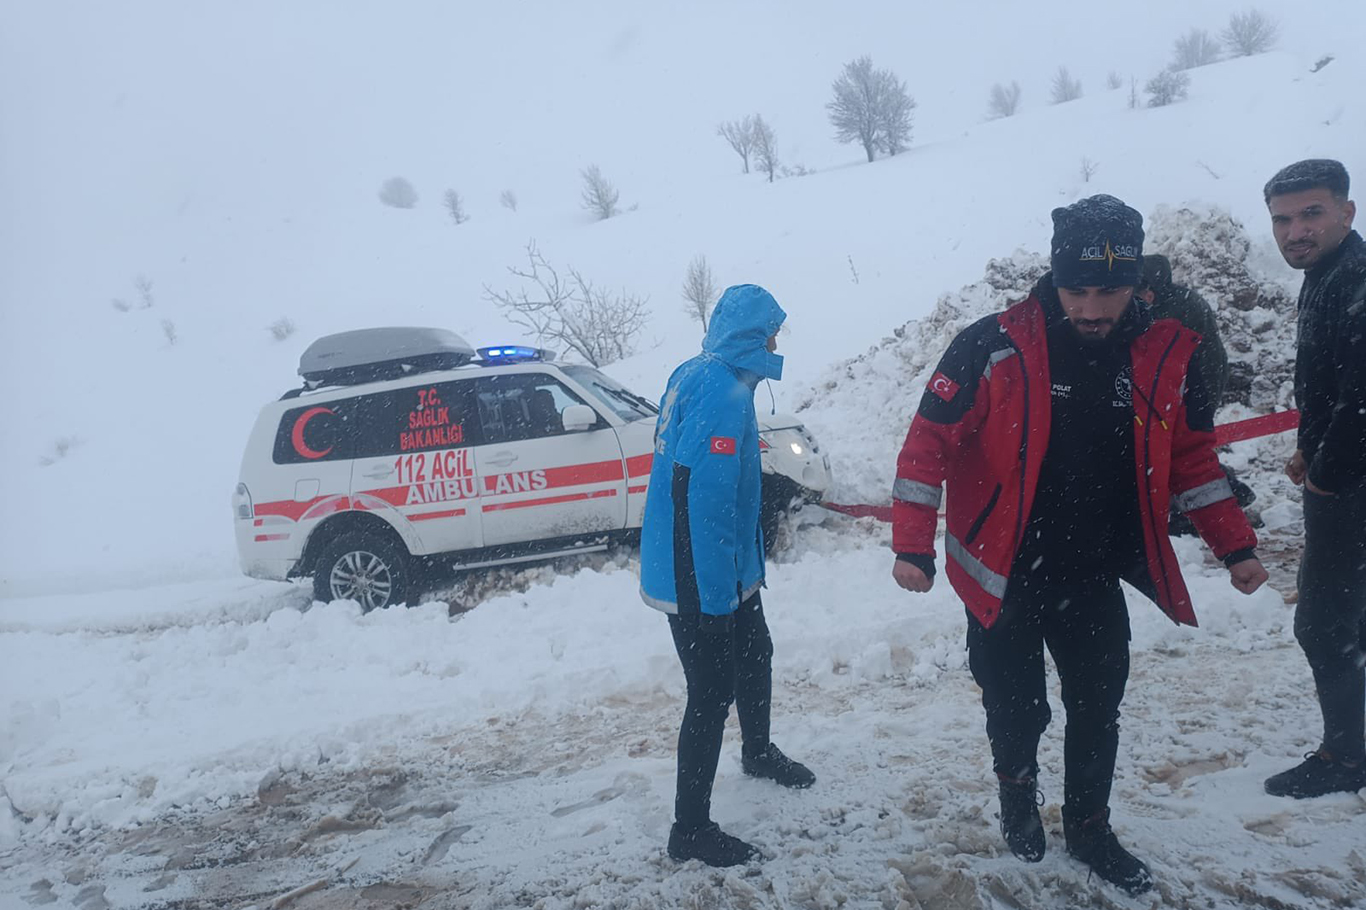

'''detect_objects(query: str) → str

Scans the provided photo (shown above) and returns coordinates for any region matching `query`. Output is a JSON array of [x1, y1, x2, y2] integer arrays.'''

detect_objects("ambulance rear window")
[[273, 402, 358, 464]]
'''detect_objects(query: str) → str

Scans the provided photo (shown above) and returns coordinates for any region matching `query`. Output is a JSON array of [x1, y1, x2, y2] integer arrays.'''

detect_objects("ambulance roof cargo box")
[[297, 327, 477, 388]]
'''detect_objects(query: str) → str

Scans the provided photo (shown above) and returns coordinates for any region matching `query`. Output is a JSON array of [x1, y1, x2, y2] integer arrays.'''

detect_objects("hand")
[[1228, 558, 1269, 595], [1304, 476, 1335, 497], [893, 560, 933, 593], [1285, 449, 1307, 486]]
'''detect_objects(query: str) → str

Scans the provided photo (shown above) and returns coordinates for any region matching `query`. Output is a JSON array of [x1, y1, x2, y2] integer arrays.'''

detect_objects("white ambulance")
[[233, 327, 832, 610]]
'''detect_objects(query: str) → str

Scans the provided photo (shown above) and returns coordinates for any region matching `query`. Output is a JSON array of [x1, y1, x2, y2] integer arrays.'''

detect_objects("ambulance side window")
[[352, 381, 480, 458], [475, 373, 599, 444], [273, 401, 358, 464]]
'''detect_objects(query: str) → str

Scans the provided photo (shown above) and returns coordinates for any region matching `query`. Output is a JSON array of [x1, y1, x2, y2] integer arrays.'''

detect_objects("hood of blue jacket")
[[701, 284, 786, 381]]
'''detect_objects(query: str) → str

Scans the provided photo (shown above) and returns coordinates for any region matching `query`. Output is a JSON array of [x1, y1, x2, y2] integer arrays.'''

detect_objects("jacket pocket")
[[964, 483, 1003, 547]]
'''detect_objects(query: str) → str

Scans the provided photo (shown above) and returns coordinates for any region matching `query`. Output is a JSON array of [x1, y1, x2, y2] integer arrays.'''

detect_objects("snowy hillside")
[[3, 2, 1366, 908]]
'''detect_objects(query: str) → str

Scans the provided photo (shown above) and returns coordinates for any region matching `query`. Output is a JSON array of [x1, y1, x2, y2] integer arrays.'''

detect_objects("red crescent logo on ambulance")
[[292, 407, 336, 459]]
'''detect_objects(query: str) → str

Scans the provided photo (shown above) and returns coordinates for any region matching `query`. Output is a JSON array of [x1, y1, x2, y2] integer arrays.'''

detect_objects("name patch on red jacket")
[[710, 436, 737, 455], [928, 372, 960, 402]]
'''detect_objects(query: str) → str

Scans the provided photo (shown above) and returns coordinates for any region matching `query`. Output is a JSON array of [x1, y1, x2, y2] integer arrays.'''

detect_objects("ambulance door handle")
[[485, 452, 518, 467]]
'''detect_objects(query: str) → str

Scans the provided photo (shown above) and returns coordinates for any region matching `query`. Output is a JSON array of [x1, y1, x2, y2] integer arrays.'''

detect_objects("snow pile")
[[1145, 201, 1299, 413], [793, 250, 1047, 503]]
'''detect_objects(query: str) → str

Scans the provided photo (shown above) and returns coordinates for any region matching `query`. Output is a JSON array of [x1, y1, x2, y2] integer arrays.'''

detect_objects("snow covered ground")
[[4, 1, 1366, 907], [4, 523, 1361, 909]]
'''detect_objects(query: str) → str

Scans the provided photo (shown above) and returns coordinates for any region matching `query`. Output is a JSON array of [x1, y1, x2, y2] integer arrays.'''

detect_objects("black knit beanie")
[[1050, 194, 1145, 288]]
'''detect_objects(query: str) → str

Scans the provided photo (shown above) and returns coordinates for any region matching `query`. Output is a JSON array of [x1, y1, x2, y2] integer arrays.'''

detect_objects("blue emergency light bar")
[[477, 345, 556, 364]]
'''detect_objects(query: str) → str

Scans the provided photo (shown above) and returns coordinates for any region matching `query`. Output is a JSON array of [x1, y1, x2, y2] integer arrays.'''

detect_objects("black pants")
[[967, 581, 1130, 821], [1296, 480, 1366, 762], [667, 593, 773, 828]]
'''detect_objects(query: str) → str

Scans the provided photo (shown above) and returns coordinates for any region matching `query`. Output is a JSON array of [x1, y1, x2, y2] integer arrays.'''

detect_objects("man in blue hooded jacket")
[[640, 284, 816, 867]]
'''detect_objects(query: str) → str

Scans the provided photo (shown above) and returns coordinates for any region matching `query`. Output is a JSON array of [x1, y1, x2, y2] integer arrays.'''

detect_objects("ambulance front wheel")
[[314, 531, 411, 612]]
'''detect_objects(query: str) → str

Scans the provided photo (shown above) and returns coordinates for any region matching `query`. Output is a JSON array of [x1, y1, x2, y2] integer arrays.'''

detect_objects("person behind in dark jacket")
[[890, 195, 1268, 896], [1261, 159, 1366, 799], [1137, 254, 1230, 406], [640, 284, 815, 868]]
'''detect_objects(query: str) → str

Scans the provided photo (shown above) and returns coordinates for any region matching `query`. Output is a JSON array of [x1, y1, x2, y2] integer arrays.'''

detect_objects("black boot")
[[667, 822, 760, 867], [741, 743, 816, 789], [1064, 809, 1152, 896], [1264, 749, 1366, 799], [997, 776, 1045, 862]]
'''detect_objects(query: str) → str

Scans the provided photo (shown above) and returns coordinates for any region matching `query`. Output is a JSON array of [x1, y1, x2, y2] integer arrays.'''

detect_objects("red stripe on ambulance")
[[482, 489, 619, 513]]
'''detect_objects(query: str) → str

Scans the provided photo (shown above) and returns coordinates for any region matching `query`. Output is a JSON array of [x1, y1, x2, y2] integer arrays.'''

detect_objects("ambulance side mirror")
[[562, 404, 597, 433]]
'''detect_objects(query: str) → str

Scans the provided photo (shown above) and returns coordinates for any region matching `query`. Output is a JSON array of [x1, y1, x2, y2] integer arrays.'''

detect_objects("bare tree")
[[717, 115, 756, 174], [443, 189, 470, 225], [1171, 28, 1222, 70], [1311, 55, 1334, 73], [682, 255, 718, 331], [579, 165, 620, 220], [500, 189, 518, 211], [378, 176, 418, 209], [160, 318, 178, 345], [1222, 9, 1279, 57], [1106, 71, 1124, 90], [987, 81, 1022, 119], [1080, 157, 1100, 183], [1129, 76, 1140, 109], [752, 114, 779, 183], [827, 56, 914, 162], [1146, 69, 1192, 107], [269, 317, 296, 341], [1050, 66, 1083, 104], [484, 242, 650, 367], [134, 274, 154, 309], [875, 70, 915, 155]]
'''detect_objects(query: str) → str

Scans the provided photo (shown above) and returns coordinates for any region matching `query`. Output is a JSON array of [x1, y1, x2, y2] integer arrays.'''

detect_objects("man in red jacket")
[[890, 195, 1267, 895]]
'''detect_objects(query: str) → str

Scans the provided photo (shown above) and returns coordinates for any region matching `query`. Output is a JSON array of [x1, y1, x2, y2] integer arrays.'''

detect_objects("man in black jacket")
[[1262, 159, 1366, 799]]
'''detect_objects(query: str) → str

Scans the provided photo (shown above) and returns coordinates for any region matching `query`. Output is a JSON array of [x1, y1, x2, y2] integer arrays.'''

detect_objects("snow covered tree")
[[717, 115, 756, 174], [1146, 69, 1192, 107], [500, 189, 518, 211], [378, 176, 418, 209], [579, 165, 620, 220], [827, 56, 914, 163], [682, 255, 718, 332], [987, 81, 1022, 119], [443, 189, 470, 225], [875, 69, 915, 155], [484, 241, 649, 367], [1106, 71, 1124, 90], [1222, 9, 1278, 57], [1171, 28, 1222, 70], [1050, 67, 1083, 104], [133, 273, 154, 309], [269, 317, 296, 341], [752, 115, 779, 183]]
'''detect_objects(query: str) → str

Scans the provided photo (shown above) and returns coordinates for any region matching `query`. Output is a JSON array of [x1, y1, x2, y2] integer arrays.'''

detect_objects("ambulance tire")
[[314, 531, 411, 612]]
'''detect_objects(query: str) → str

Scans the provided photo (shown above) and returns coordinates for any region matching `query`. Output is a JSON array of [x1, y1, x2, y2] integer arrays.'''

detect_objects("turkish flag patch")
[[710, 436, 737, 455], [928, 372, 960, 402]]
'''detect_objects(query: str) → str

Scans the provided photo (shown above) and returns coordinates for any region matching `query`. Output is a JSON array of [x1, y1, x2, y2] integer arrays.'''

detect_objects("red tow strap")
[[821, 410, 1300, 522], [1213, 409, 1300, 445]]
